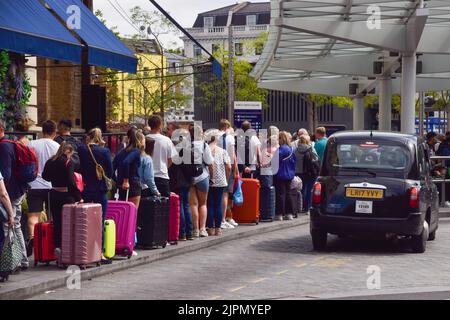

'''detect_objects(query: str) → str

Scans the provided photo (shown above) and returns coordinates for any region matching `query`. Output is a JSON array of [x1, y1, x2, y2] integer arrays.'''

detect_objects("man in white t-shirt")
[[146, 115, 177, 197], [27, 120, 60, 249]]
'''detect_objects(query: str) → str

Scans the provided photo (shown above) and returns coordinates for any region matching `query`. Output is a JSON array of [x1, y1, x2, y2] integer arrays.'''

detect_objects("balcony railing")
[[186, 25, 268, 36]]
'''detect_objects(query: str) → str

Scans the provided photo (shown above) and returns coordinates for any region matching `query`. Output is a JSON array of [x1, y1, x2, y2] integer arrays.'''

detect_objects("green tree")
[[197, 41, 269, 113], [128, 6, 191, 119], [306, 94, 353, 133]]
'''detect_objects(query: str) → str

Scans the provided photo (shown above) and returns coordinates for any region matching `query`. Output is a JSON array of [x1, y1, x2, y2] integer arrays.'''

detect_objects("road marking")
[[312, 257, 352, 268], [210, 296, 222, 300], [230, 286, 247, 292], [296, 263, 307, 268], [251, 278, 268, 284], [276, 270, 289, 276]]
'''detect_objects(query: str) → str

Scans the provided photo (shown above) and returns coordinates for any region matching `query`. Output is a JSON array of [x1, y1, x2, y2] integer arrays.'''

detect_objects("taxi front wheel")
[[311, 228, 327, 251], [411, 221, 429, 254]]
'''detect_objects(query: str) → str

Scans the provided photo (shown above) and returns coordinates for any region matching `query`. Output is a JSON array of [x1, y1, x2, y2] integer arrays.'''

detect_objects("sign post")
[[234, 101, 262, 131]]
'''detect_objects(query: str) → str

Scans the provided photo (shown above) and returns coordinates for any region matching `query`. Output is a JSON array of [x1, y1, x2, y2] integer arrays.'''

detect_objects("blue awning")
[[0, 0, 82, 63], [45, 0, 138, 73]]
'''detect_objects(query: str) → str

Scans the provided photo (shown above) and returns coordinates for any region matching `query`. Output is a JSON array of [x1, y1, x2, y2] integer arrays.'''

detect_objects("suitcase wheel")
[[96, 262, 101, 267], [34, 261, 38, 267], [162, 243, 167, 249]]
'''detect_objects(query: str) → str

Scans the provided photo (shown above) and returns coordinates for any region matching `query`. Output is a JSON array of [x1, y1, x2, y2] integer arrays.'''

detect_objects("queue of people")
[[0, 113, 328, 282]]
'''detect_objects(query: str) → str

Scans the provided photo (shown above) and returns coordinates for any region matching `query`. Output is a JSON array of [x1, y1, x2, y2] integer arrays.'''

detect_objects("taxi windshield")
[[324, 141, 412, 177]]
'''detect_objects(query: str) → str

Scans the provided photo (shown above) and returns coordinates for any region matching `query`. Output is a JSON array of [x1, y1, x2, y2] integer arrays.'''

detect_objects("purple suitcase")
[[61, 203, 103, 269], [106, 201, 137, 259]]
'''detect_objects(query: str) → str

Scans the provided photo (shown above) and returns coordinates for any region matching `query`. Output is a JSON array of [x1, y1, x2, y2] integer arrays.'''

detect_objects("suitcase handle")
[[114, 189, 130, 202]]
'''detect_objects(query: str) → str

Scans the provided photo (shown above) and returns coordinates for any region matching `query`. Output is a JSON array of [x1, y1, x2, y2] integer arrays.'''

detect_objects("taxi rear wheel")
[[411, 221, 429, 254], [311, 228, 327, 251]]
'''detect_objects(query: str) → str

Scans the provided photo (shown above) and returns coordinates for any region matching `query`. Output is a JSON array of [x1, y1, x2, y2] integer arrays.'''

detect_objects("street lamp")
[[142, 26, 168, 121]]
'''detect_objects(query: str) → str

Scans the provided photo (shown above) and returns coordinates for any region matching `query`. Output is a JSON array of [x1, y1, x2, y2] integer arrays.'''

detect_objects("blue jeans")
[[300, 174, 316, 211], [207, 187, 226, 229], [179, 187, 192, 238], [83, 191, 108, 246]]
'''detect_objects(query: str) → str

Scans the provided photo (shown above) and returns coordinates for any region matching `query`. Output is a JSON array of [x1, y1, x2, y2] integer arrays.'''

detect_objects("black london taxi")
[[310, 131, 439, 253]]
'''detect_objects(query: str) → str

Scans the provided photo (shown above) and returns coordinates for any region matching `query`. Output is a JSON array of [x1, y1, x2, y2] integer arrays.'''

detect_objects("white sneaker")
[[445, 201, 450, 208], [132, 251, 138, 256], [227, 219, 239, 227], [285, 214, 294, 221], [199, 229, 209, 237], [221, 221, 234, 229], [274, 215, 284, 221]]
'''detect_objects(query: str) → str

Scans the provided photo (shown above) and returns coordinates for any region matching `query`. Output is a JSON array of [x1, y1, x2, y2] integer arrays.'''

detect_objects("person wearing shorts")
[[27, 120, 59, 254], [113, 131, 145, 210]]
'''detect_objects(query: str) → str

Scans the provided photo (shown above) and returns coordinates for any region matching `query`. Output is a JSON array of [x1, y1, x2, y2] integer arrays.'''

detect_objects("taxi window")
[[325, 141, 411, 176]]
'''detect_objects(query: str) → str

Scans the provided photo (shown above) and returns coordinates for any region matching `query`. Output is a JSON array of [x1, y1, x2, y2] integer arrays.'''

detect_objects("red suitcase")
[[168, 193, 180, 244], [33, 222, 56, 266], [106, 201, 137, 258], [61, 203, 103, 269], [232, 178, 261, 224]]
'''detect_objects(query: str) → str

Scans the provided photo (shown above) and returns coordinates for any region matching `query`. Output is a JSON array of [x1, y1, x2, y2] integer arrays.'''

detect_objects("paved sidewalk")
[[0, 217, 309, 300]]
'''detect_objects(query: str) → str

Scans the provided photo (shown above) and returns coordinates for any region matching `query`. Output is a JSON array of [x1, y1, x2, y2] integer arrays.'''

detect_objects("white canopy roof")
[[251, 0, 450, 96]]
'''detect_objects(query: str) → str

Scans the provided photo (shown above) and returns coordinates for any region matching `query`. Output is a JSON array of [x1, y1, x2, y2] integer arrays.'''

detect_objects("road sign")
[[234, 101, 262, 131]]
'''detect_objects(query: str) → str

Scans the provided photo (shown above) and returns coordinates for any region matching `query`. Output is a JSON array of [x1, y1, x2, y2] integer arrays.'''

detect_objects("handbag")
[[66, 160, 84, 193], [232, 174, 244, 206], [88, 144, 113, 191], [0, 227, 22, 281]]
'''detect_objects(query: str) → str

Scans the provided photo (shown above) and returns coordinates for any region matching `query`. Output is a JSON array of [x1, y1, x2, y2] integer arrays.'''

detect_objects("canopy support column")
[[379, 77, 392, 131], [353, 96, 365, 131], [401, 54, 417, 134]]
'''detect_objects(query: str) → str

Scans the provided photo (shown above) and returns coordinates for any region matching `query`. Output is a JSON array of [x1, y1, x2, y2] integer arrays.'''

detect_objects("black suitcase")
[[260, 186, 276, 221], [136, 197, 170, 250]]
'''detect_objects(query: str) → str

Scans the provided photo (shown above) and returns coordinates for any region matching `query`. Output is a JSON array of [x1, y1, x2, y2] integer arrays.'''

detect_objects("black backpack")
[[182, 142, 205, 180], [235, 135, 251, 168], [304, 148, 321, 178]]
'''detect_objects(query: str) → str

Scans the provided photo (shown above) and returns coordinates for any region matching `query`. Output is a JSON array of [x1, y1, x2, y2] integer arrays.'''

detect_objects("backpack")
[[182, 142, 206, 180], [2, 140, 38, 184], [304, 148, 321, 178], [235, 135, 251, 168]]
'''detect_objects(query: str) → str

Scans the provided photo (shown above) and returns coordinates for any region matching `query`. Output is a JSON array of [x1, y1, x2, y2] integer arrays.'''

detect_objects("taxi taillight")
[[409, 187, 420, 209], [313, 182, 322, 205]]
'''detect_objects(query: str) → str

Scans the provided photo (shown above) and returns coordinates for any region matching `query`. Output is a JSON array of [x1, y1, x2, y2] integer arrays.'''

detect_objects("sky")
[[94, 0, 268, 48]]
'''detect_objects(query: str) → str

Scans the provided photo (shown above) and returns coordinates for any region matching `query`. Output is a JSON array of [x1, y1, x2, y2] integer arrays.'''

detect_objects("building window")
[[155, 69, 161, 77], [204, 16, 214, 28], [194, 44, 202, 58], [144, 67, 149, 77], [212, 44, 220, 55], [255, 43, 264, 55], [235, 43, 244, 56], [246, 15, 257, 26], [128, 89, 134, 106]]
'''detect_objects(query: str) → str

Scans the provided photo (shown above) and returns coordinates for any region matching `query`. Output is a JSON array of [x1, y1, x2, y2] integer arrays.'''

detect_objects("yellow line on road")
[[251, 278, 268, 284], [230, 286, 247, 292], [296, 263, 307, 268], [210, 296, 222, 300], [276, 270, 289, 276]]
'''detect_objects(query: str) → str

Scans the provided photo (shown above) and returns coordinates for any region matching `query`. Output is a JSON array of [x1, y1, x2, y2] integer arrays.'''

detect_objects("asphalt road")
[[29, 219, 450, 300]]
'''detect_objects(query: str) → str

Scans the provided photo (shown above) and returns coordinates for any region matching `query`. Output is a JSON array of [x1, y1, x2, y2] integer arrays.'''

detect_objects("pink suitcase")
[[61, 203, 103, 269], [168, 193, 181, 244], [106, 201, 137, 258]]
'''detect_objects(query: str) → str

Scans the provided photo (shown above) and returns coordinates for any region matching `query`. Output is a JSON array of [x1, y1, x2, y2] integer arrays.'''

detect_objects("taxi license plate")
[[346, 188, 384, 199]]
